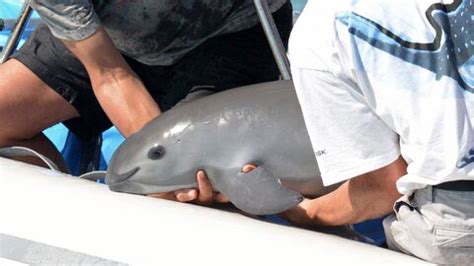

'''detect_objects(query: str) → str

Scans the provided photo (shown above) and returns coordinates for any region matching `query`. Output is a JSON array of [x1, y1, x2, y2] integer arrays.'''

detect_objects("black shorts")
[[13, 2, 292, 140]]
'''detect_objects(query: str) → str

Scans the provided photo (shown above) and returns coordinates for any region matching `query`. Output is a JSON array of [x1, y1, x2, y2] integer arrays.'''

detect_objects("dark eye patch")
[[148, 145, 166, 160]]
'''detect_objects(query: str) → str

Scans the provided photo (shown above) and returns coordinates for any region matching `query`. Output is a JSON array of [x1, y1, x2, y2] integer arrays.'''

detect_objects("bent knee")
[[0, 134, 27, 148], [0, 59, 78, 143], [0, 126, 42, 147]]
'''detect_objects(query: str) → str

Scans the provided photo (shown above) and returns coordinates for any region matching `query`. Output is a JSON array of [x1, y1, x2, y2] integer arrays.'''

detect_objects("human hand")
[[148, 164, 256, 205], [148, 170, 228, 205]]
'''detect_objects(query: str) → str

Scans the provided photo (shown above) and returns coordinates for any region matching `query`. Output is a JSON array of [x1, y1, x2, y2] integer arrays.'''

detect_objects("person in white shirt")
[[284, 0, 474, 264]]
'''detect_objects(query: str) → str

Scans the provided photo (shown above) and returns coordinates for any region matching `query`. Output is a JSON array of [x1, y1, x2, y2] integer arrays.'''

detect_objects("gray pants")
[[383, 186, 474, 265]]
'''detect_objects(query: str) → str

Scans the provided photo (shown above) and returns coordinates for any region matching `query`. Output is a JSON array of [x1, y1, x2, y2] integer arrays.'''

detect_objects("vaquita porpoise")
[[106, 80, 338, 215]]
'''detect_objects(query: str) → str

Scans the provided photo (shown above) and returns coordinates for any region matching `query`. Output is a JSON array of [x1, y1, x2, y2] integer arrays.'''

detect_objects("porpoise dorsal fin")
[[214, 166, 303, 215]]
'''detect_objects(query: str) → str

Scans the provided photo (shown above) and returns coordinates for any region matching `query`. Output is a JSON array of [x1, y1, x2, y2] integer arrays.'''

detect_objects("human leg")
[[0, 59, 79, 172], [12, 24, 115, 141], [1, 24, 111, 173]]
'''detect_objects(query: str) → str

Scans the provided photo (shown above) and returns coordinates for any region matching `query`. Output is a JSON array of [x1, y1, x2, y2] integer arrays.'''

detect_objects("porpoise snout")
[[106, 167, 140, 185]]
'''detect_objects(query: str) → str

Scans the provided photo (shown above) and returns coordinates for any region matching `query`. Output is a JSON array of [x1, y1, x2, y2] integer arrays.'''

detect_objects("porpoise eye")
[[148, 145, 166, 160]]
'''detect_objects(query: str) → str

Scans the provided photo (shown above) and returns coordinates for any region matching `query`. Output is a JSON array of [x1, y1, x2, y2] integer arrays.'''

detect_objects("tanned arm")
[[282, 156, 407, 226], [62, 26, 160, 137]]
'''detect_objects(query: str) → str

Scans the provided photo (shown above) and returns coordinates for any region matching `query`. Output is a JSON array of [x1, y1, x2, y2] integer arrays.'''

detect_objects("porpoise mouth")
[[107, 166, 140, 185]]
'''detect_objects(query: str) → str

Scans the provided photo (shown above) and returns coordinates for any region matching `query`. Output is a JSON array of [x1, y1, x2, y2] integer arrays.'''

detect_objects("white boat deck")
[[0, 158, 431, 265]]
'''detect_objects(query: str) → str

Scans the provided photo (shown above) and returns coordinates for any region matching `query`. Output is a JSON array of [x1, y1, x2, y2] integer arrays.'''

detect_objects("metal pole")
[[0, 2, 33, 64], [253, 0, 292, 80]]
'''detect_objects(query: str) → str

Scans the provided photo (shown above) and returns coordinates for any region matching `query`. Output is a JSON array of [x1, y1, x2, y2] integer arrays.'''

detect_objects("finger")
[[175, 189, 198, 202], [214, 193, 229, 203], [147, 192, 177, 201], [242, 164, 257, 173], [196, 170, 214, 205]]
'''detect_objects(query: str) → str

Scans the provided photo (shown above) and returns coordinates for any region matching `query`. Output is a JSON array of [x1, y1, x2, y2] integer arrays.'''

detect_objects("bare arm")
[[282, 156, 407, 226], [62, 26, 160, 137]]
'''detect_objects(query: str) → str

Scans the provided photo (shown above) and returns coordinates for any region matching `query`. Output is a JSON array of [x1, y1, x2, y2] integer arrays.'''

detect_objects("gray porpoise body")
[[106, 80, 337, 215]]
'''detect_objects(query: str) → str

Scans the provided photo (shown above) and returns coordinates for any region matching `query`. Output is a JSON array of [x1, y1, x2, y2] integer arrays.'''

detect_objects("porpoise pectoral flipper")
[[214, 166, 304, 215]]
